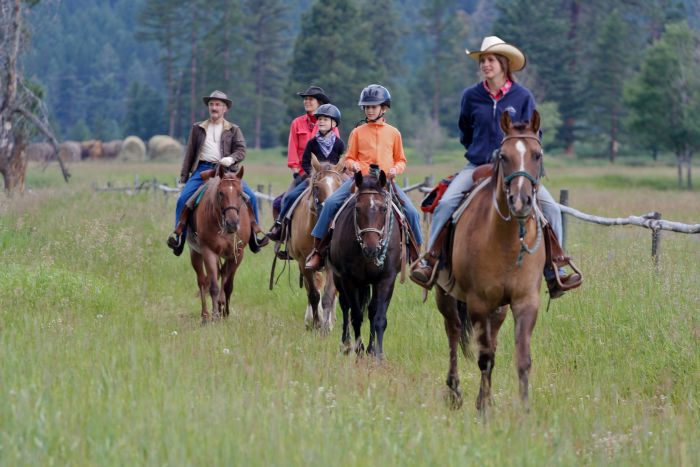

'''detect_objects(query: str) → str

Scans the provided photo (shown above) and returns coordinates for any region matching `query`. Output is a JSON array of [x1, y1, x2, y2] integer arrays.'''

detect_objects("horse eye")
[[533, 152, 542, 160], [380, 206, 387, 213]]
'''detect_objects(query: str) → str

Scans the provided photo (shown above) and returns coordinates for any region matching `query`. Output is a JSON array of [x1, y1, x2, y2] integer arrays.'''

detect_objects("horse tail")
[[457, 300, 474, 360]]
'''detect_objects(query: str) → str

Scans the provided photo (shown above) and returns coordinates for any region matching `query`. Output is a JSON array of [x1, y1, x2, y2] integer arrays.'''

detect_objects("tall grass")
[[0, 158, 697, 465]]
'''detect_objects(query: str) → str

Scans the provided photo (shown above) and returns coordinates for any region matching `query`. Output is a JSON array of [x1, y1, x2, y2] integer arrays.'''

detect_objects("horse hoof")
[[340, 342, 352, 354], [444, 387, 463, 410]]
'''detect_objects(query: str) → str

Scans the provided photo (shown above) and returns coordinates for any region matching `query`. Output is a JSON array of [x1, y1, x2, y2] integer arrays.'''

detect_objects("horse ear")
[[334, 155, 347, 172], [217, 164, 225, 178], [529, 110, 541, 134], [354, 170, 363, 187], [236, 165, 244, 179], [379, 170, 387, 188], [311, 153, 321, 172], [500, 111, 512, 134]]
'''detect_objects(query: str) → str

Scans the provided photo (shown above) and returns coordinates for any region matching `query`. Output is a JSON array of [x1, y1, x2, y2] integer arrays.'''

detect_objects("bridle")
[[218, 176, 244, 231], [492, 134, 545, 266], [353, 186, 394, 268]]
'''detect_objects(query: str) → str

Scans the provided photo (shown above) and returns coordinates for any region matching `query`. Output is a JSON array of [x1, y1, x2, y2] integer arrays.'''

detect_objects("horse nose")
[[524, 194, 532, 207], [225, 220, 238, 233], [362, 245, 378, 258]]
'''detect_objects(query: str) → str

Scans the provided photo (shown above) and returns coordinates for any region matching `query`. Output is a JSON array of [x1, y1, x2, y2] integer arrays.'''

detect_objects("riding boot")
[[267, 219, 284, 242], [304, 237, 328, 271], [410, 225, 449, 289], [544, 266, 582, 299], [248, 204, 270, 253], [167, 206, 191, 256]]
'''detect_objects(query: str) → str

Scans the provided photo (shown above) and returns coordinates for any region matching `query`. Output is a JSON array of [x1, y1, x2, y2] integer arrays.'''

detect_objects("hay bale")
[[118, 136, 147, 162], [81, 140, 104, 160], [25, 142, 54, 162], [102, 140, 123, 159], [58, 141, 81, 162], [148, 135, 184, 161]]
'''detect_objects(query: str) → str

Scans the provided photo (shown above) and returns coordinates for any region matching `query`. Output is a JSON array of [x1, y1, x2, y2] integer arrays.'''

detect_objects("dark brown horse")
[[329, 169, 404, 358], [287, 155, 346, 331], [435, 110, 546, 412], [187, 164, 250, 323]]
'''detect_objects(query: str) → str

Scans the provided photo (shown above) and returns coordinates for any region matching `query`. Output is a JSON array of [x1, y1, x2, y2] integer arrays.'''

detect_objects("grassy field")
[[0, 153, 698, 465]]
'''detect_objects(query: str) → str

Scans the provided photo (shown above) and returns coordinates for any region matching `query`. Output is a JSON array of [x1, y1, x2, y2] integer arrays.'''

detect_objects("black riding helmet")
[[297, 85, 330, 105], [314, 104, 341, 126], [358, 84, 391, 108]]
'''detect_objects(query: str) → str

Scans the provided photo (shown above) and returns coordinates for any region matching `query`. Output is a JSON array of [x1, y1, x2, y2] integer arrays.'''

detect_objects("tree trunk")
[[609, 110, 617, 163], [677, 152, 683, 187], [0, 136, 26, 194]]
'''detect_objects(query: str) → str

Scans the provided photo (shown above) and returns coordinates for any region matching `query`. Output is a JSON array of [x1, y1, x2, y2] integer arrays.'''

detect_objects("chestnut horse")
[[287, 155, 346, 331], [329, 169, 404, 358], [187, 164, 250, 323], [435, 110, 546, 412]]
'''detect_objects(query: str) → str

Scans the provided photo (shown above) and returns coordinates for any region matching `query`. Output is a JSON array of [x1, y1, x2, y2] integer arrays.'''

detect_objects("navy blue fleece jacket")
[[457, 81, 536, 166]]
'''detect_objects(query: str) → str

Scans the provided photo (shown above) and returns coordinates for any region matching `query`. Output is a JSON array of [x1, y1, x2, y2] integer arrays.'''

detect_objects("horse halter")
[[218, 177, 244, 228], [353, 187, 394, 268], [494, 134, 544, 266]]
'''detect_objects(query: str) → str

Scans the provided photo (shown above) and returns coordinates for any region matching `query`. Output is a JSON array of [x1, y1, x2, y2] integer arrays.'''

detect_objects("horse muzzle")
[[224, 219, 239, 234]]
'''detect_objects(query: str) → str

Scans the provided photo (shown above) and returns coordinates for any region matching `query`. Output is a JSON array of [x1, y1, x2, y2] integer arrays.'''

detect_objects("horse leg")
[[321, 271, 337, 333], [202, 250, 220, 324], [300, 267, 321, 331], [435, 286, 463, 409], [348, 286, 365, 354], [512, 302, 538, 412], [366, 291, 377, 357], [336, 277, 352, 354], [190, 250, 208, 322], [369, 279, 396, 360], [473, 305, 508, 415], [221, 261, 236, 318]]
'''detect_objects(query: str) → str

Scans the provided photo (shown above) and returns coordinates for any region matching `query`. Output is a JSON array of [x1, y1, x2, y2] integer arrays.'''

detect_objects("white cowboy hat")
[[466, 36, 526, 72]]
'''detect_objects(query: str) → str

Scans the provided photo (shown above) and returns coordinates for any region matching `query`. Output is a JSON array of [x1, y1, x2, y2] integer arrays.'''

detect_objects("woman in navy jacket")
[[411, 36, 580, 295]]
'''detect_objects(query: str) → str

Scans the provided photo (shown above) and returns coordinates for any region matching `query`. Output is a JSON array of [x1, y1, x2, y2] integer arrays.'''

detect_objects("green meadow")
[[0, 153, 698, 465]]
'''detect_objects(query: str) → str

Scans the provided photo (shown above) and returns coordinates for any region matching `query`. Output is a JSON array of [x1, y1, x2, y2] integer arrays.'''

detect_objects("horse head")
[[353, 168, 392, 261], [496, 110, 543, 219], [310, 154, 346, 211], [217, 165, 246, 234]]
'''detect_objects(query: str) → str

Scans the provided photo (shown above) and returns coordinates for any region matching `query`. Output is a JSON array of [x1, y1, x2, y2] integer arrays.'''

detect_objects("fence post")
[[650, 211, 662, 268], [559, 189, 569, 250], [257, 184, 264, 218]]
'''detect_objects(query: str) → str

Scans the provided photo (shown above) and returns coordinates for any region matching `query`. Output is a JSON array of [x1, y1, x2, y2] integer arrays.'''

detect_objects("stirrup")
[[304, 248, 324, 270], [274, 242, 291, 260], [409, 256, 439, 289]]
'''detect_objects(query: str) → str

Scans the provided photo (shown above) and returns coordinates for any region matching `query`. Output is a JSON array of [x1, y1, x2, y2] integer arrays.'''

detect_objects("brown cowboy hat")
[[466, 36, 526, 72], [202, 90, 232, 109], [297, 85, 330, 104]]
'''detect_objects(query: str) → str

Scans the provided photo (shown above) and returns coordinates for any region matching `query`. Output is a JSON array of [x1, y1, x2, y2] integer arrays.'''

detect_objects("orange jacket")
[[345, 120, 407, 175]]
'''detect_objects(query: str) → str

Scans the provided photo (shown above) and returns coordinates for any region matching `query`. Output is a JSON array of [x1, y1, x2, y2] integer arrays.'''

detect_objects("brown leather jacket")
[[179, 119, 246, 183]]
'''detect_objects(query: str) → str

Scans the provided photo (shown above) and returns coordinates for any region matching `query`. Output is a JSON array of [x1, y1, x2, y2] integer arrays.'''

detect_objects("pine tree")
[[586, 10, 633, 163], [624, 22, 700, 188], [241, 0, 291, 149], [287, 0, 371, 140]]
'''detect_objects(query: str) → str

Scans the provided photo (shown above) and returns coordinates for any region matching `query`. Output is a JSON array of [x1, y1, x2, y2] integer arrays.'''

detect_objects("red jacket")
[[287, 113, 339, 174]]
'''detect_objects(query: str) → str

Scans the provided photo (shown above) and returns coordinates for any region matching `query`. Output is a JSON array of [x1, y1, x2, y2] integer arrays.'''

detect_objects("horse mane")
[[201, 176, 221, 222]]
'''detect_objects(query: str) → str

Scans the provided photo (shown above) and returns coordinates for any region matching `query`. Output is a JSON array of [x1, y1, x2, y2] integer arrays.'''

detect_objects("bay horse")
[[187, 160, 250, 323], [329, 168, 404, 358], [286, 154, 347, 331], [435, 110, 546, 412]]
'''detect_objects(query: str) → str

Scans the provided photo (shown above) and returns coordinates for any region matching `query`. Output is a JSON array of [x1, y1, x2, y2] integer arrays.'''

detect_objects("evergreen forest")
[[20, 0, 700, 162]]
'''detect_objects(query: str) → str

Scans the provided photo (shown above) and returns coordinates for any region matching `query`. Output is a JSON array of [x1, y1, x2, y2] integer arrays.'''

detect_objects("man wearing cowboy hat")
[[167, 90, 269, 256]]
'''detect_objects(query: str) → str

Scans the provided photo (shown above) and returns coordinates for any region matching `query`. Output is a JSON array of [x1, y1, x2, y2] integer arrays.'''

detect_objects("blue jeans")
[[311, 179, 423, 246], [175, 162, 259, 236], [427, 162, 561, 249], [278, 179, 309, 220]]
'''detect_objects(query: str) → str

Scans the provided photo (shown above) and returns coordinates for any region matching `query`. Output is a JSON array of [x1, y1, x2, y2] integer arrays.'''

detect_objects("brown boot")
[[167, 207, 191, 256], [545, 266, 583, 299], [409, 226, 448, 289], [305, 237, 326, 271], [248, 205, 270, 253], [267, 220, 284, 242]]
